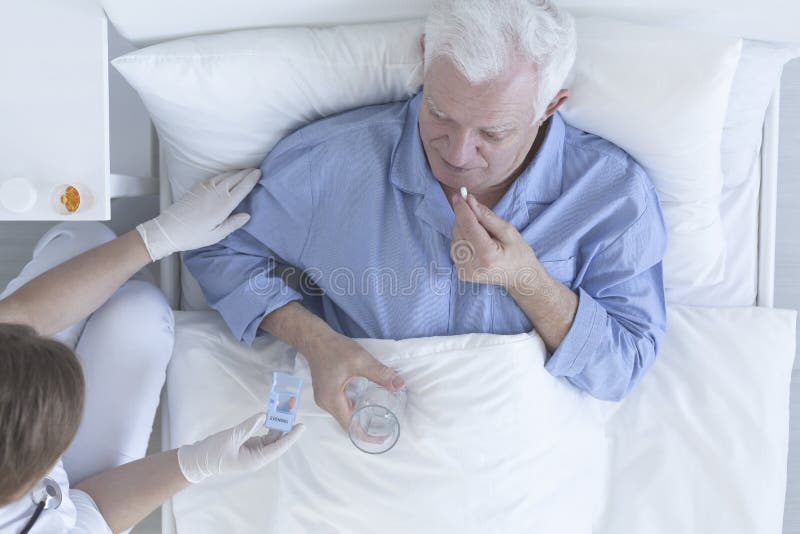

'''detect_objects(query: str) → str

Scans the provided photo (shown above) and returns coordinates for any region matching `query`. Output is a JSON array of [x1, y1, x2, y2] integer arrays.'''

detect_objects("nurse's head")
[[0, 323, 84, 505], [418, 0, 576, 201]]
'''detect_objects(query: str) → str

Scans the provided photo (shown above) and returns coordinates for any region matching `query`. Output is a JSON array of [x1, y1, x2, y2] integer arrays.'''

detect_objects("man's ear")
[[542, 89, 570, 122]]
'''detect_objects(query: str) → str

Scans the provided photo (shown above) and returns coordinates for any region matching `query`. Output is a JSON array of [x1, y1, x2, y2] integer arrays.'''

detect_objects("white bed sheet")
[[165, 304, 796, 534], [718, 166, 760, 305], [596, 305, 796, 534]]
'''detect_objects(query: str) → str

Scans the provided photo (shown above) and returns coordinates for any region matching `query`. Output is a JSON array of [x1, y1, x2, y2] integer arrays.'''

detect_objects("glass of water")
[[346, 377, 407, 454]]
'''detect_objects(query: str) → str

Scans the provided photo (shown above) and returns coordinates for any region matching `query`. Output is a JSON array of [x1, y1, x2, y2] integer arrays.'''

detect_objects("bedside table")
[[0, 0, 110, 221]]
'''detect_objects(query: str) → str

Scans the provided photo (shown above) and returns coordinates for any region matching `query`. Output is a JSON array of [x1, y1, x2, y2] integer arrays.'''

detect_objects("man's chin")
[[433, 166, 475, 188], [432, 174, 464, 193]]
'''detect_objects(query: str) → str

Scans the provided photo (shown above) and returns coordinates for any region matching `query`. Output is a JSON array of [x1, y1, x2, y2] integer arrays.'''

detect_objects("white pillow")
[[113, 20, 424, 200], [719, 41, 798, 190], [595, 305, 797, 534], [559, 17, 741, 289], [112, 17, 741, 304], [665, 40, 799, 306]]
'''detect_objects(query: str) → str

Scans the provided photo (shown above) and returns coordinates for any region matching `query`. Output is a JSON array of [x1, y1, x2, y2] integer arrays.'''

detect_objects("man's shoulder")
[[273, 98, 411, 155], [559, 119, 666, 255], [561, 121, 655, 213]]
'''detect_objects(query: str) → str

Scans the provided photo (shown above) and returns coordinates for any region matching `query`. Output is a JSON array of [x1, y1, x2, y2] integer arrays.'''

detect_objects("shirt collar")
[[390, 91, 430, 196], [510, 111, 565, 205], [389, 90, 566, 239]]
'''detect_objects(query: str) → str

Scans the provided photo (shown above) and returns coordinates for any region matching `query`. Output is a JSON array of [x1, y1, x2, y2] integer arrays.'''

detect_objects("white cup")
[[0, 177, 38, 213]]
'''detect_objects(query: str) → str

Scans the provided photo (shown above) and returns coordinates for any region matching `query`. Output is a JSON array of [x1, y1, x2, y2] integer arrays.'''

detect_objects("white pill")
[[460, 186, 468, 200]]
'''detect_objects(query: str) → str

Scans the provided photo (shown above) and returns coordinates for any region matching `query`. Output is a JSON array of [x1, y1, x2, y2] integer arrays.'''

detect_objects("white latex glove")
[[177, 412, 305, 484], [136, 168, 262, 261]]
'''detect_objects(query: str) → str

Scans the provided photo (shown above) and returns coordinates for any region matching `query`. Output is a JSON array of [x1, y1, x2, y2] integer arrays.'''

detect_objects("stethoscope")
[[19, 477, 62, 534]]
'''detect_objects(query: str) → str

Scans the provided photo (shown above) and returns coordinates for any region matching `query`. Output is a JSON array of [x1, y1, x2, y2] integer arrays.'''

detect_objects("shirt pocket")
[[539, 257, 578, 289]]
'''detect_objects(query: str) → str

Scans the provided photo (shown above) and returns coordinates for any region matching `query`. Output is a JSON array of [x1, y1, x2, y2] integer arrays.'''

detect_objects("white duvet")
[[166, 305, 796, 534], [277, 332, 605, 533]]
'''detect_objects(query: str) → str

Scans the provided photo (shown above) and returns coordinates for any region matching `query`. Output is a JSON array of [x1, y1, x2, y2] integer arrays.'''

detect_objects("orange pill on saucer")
[[60, 185, 81, 213]]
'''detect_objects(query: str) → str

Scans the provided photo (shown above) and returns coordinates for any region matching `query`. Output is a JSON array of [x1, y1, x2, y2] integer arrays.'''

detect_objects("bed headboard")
[[103, 0, 800, 46]]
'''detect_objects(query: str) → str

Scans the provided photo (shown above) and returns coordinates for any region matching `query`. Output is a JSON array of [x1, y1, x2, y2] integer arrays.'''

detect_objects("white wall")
[[777, 58, 800, 370], [778, 57, 800, 534]]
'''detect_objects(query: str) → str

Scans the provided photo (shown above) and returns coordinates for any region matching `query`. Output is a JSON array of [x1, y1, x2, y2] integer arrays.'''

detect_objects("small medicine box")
[[266, 371, 303, 432]]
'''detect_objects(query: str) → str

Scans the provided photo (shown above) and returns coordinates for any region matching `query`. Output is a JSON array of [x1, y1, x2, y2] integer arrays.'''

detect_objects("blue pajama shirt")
[[184, 90, 668, 401]]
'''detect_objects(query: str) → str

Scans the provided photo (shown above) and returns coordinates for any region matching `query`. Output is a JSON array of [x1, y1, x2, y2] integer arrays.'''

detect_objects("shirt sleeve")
[[68, 489, 112, 534], [543, 178, 668, 401], [183, 133, 314, 345]]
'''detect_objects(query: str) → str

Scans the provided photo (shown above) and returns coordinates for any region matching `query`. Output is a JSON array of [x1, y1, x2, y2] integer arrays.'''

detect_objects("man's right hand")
[[304, 332, 406, 431]]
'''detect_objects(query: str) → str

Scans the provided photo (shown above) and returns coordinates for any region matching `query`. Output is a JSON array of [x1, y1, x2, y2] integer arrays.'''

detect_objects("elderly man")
[[185, 0, 667, 430]]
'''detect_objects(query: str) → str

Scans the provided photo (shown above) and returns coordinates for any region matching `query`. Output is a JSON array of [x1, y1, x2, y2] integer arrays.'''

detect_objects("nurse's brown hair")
[[0, 323, 84, 504]]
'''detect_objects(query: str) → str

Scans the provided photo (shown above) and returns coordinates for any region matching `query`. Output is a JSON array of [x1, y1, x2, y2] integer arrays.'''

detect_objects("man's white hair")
[[424, 0, 577, 122]]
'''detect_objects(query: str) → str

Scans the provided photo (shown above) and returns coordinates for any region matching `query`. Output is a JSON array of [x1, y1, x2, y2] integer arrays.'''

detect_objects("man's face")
[[419, 56, 542, 198]]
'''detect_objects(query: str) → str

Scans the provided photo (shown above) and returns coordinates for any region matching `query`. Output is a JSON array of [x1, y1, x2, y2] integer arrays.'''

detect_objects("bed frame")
[[99, 2, 795, 532], [758, 91, 781, 308]]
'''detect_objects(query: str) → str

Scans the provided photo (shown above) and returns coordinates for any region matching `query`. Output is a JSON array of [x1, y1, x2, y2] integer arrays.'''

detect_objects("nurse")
[[0, 169, 304, 533]]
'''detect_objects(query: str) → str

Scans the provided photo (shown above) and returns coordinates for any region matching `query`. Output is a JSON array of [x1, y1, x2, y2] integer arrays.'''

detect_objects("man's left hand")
[[450, 192, 541, 293]]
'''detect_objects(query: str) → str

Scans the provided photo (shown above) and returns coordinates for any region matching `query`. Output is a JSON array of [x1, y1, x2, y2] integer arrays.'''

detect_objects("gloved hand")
[[177, 412, 305, 484], [136, 168, 262, 261]]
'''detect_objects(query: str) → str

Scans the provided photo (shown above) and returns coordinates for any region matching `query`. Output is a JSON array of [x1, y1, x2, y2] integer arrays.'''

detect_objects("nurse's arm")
[[0, 230, 151, 336], [0, 169, 260, 336], [74, 449, 189, 534], [75, 413, 303, 533]]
